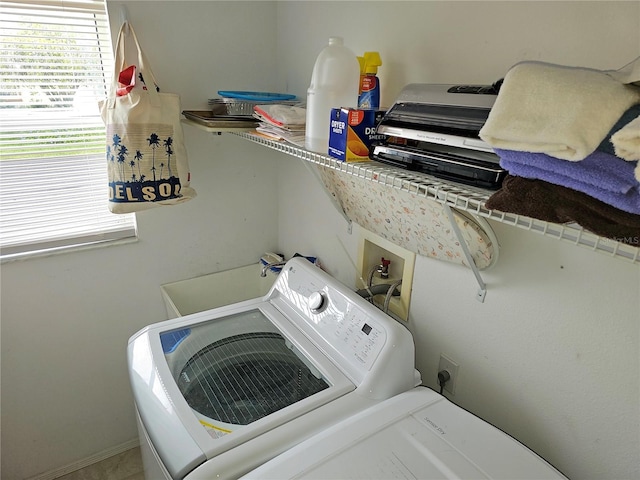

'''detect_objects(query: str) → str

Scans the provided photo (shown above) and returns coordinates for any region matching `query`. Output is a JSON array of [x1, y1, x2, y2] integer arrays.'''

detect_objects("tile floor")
[[56, 447, 144, 480]]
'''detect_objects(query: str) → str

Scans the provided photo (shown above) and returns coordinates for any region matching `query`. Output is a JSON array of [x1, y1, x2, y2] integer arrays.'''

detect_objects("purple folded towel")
[[495, 149, 640, 215]]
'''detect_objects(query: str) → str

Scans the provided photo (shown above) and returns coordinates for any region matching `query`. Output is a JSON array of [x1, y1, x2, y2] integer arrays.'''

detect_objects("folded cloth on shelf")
[[255, 124, 305, 147], [611, 115, 640, 164], [495, 148, 640, 215], [479, 61, 640, 161], [598, 104, 640, 156], [485, 175, 640, 246], [253, 104, 306, 129]]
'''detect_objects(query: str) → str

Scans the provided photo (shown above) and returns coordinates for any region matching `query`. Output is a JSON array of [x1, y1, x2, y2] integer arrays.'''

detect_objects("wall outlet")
[[438, 354, 459, 395], [357, 230, 415, 321]]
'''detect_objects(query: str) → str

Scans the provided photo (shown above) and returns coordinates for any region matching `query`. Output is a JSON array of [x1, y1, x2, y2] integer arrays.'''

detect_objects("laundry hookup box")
[[329, 108, 385, 162]]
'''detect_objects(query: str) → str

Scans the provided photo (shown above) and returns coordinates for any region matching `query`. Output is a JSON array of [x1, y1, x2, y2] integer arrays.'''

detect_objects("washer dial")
[[308, 291, 326, 312]]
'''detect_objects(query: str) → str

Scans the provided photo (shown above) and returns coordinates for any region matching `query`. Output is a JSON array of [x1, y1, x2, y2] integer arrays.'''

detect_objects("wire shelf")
[[232, 132, 639, 265]]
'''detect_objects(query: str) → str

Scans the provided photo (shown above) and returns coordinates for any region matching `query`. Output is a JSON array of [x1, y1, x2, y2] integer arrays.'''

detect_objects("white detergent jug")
[[305, 37, 360, 154]]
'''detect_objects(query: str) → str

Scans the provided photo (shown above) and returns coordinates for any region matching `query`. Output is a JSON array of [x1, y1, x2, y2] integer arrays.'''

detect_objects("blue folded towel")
[[496, 149, 640, 215]]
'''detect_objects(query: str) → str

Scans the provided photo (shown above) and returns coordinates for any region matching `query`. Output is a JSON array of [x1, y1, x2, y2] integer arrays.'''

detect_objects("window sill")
[[1, 235, 139, 264]]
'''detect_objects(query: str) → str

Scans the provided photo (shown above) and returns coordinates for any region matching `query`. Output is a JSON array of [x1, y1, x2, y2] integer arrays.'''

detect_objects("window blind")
[[0, 0, 136, 259]]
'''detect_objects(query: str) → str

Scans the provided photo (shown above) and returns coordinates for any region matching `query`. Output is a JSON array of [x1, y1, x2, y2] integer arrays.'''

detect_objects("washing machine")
[[128, 257, 422, 480], [242, 386, 567, 479]]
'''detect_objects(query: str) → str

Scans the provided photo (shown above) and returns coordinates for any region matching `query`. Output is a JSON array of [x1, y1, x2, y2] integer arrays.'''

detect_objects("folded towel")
[[495, 149, 640, 215], [479, 61, 640, 161], [611, 115, 640, 165], [485, 175, 640, 246], [598, 104, 640, 156]]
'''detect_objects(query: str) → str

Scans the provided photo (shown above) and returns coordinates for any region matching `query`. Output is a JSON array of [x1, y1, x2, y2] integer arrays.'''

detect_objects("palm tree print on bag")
[[106, 123, 182, 203]]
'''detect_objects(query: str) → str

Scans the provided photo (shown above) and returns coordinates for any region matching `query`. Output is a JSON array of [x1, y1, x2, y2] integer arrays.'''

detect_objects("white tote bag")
[[100, 22, 196, 213]]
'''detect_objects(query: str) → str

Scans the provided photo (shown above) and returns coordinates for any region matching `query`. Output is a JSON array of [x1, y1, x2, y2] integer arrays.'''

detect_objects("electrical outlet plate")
[[357, 230, 415, 321], [438, 354, 459, 395]]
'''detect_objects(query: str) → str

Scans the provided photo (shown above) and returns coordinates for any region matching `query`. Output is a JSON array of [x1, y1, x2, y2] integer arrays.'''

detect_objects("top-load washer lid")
[[129, 301, 354, 479], [164, 310, 329, 435], [242, 387, 567, 480]]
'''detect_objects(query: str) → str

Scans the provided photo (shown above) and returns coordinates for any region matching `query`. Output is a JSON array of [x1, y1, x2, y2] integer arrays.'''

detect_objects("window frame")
[[0, 0, 137, 262]]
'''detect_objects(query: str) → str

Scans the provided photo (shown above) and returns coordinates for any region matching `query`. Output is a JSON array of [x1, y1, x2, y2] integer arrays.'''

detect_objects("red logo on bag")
[[117, 65, 136, 96]]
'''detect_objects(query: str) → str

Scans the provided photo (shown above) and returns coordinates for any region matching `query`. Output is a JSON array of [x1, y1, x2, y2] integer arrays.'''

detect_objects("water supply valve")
[[377, 257, 391, 279]]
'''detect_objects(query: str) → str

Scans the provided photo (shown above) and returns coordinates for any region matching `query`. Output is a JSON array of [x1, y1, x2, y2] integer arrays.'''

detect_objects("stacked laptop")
[[370, 83, 506, 190]]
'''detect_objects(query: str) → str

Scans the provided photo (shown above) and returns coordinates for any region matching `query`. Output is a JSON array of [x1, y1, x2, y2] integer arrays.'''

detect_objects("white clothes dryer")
[[242, 386, 567, 479], [128, 257, 421, 480]]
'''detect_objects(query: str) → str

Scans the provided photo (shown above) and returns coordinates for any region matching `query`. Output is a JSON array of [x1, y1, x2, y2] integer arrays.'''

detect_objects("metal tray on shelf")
[[182, 110, 258, 128]]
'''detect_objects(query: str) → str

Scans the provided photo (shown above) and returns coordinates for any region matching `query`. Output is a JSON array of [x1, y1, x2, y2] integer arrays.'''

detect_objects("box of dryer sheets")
[[329, 108, 385, 161]]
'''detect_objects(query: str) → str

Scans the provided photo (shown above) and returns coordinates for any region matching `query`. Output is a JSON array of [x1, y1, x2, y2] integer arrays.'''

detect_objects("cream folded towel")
[[612, 115, 640, 160], [479, 61, 640, 161], [611, 115, 640, 181]]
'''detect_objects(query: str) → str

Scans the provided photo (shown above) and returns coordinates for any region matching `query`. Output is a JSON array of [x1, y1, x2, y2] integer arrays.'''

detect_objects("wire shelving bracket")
[[443, 203, 487, 302]]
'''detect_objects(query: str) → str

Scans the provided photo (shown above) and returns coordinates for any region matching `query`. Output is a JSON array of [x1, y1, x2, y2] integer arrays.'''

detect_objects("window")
[[0, 0, 136, 260]]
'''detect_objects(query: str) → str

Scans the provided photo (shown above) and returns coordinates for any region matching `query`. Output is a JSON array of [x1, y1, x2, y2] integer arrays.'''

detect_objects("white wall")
[[0, 2, 281, 479], [275, 2, 640, 480], [2, 1, 639, 480]]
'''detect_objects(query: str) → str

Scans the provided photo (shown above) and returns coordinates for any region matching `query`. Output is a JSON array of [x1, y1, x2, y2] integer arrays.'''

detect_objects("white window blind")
[[0, 0, 136, 259]]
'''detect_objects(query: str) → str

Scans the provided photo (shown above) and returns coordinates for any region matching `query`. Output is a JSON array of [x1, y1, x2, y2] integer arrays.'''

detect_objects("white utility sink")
[[161, 263, 277, 318]]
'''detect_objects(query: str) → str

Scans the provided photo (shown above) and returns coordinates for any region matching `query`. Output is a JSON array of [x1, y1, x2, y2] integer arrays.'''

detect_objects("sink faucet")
[[261, 260, 287, 277]]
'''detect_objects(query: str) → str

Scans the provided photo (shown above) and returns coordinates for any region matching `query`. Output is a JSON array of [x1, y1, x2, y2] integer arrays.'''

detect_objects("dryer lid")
[[242, 387, 566, 480]]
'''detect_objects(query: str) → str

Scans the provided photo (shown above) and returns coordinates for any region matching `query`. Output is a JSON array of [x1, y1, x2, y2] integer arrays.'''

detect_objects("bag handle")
[[108, 21, 161, 108]]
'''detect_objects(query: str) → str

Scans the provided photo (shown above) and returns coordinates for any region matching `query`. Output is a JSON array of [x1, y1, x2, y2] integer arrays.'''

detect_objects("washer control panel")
[[331, 305, 384, 369], [275, 259, 390, 372]]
